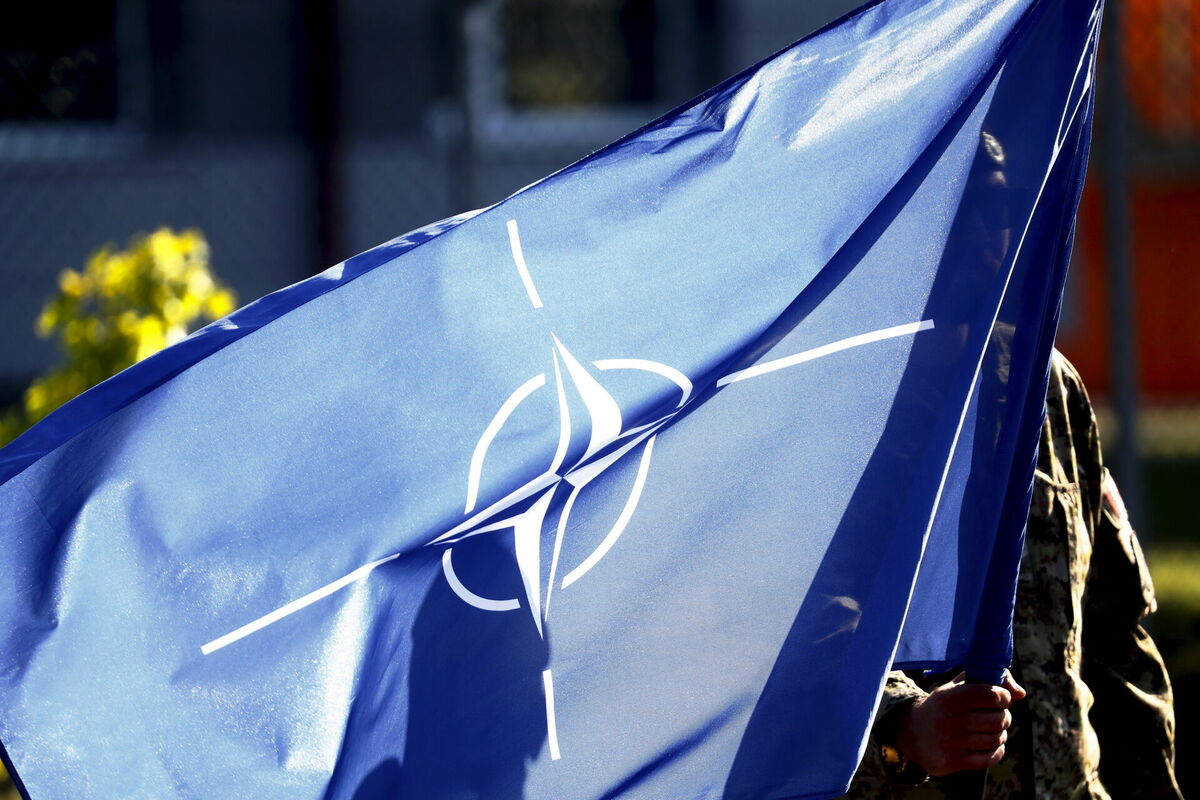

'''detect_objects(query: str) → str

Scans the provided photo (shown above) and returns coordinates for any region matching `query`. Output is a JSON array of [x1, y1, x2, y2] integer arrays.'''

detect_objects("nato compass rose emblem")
[[432, 220, 691, 628], [423, 220, 693, 759], [199, 216, 935, 764]]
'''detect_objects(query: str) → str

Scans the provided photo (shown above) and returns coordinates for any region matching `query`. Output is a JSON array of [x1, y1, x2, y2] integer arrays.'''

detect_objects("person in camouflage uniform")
[[840, 350, 1183, 799]]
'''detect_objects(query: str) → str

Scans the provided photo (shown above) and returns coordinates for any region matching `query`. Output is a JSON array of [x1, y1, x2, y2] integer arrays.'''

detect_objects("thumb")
[[1001, 670, 1027, 701]]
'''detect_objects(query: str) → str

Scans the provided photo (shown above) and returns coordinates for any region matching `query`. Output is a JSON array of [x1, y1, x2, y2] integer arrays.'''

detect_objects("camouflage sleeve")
[[1054, 354, 1105, 528], [874, 671, 927, 748], [1081, 469, 1184, 799], [839, 671, 931, 797]]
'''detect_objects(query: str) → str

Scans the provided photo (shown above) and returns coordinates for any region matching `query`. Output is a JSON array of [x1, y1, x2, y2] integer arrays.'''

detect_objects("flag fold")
[[0, 0, 1101, 797]]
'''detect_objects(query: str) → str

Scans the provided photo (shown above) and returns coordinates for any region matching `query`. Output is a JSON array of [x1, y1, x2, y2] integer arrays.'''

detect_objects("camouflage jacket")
[[840, 351, 1182, 799]]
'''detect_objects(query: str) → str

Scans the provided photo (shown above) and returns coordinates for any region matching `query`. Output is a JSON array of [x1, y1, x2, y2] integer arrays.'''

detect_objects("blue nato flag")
[[0, 0, 1100, 797]]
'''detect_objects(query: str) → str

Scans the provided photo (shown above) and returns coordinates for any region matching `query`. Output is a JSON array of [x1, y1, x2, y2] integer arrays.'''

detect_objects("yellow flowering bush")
[[0, 228, 235, 447]]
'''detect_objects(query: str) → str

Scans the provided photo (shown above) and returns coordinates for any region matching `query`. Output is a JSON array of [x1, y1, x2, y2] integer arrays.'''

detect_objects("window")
[[502, 0, 656, 108], [0, 3, 119, 122]]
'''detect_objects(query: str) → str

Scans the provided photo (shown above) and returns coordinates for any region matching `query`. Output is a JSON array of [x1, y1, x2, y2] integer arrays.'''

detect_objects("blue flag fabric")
[[0, 0, 1100, 797]]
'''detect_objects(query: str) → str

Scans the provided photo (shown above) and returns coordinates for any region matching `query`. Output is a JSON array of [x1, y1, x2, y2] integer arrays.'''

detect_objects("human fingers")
[[963, 729, 1007, 752], [965, 708, 1012, 733], [940, 683, 1011, 712]]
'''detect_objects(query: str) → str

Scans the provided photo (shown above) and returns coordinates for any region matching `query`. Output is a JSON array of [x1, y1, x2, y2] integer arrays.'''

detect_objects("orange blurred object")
[[1056, 180, 1200, 400], [1124, 0, 1200, 137]]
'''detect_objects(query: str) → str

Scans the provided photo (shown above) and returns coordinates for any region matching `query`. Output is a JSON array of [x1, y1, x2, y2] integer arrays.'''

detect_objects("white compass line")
[[543, 669, 562, 760], [594, 359, 692, 407], [466, 373, 546, 514], [544, 483, 580, 620], [199, 321, 936, 655], [553, 335, 624, 464], [435, 471, 559, 546], [507, 219, 544, 309], [716, 319, 935, 387], [442, 549, 520, 612], [561, 435, 656, 589], [200, 551, 401, 655], [548, 352, 572, 476]]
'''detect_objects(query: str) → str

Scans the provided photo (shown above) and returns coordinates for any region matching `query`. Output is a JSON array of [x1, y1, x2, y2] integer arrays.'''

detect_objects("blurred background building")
[[0, 0, 1196, 794], [0, 0, 865, 399]]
